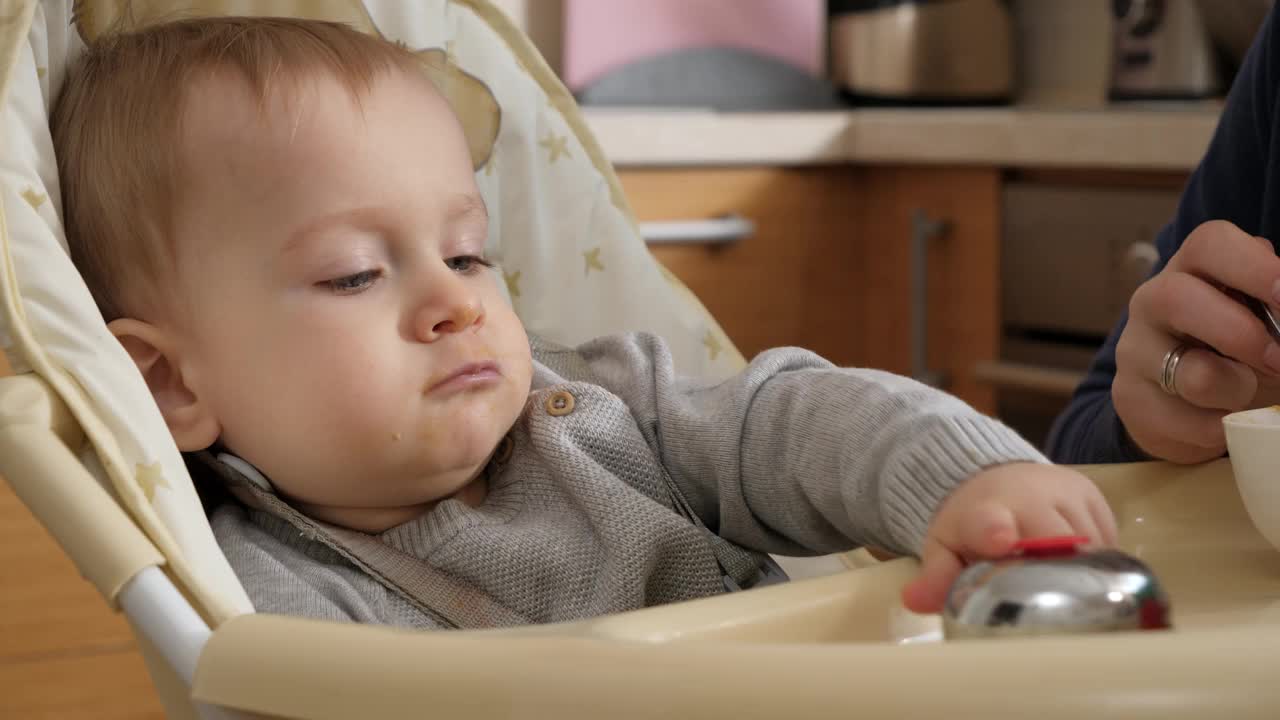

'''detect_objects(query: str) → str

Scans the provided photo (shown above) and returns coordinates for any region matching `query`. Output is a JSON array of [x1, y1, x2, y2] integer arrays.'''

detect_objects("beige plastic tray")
[[194, 459, 1280, 719], [553, 458, 1280, 643]]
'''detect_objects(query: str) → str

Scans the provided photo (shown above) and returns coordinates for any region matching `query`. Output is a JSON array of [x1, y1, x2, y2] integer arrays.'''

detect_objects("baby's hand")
[[900, 462, 1118, 614]]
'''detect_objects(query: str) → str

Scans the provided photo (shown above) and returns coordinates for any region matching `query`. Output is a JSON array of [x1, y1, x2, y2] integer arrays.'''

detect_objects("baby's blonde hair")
[[52, 16, 425, 321]]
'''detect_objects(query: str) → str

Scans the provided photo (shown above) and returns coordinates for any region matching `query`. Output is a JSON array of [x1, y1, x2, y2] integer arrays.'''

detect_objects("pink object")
[[562, 0, 825, 91]]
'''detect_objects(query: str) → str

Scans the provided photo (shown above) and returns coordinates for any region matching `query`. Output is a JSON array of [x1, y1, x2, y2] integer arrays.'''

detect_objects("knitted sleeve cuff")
[[879, 415, 1048, 556]]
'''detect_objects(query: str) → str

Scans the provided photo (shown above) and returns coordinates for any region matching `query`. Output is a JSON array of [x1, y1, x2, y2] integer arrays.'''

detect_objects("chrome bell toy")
[[943, 536, 1172, 639]]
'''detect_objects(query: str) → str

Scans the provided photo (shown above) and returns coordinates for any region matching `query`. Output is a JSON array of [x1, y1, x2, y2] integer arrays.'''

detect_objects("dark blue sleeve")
[[1046, 8, 1280, 463]]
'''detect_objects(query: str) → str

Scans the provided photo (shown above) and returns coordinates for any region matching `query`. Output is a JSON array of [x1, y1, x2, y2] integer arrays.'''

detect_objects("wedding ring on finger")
[[1159, 344, 1191, 397]]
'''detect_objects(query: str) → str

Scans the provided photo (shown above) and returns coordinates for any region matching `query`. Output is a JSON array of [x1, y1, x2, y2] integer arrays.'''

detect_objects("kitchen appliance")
[[828, 0, 1015, 104], [1194, 0, 1274, 70], [944, 536, 1172, 639], [1011, 0, 1115, 108], [1112, 0, 1218, 99], [989, 182, 1181, 448], [562, 0, 839, 111]]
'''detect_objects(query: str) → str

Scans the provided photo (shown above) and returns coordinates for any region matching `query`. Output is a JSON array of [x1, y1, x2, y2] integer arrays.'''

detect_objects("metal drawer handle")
[[640, 214, 754, 246], [1124, 240, 1159, 285], [911, 209, 949, 388]]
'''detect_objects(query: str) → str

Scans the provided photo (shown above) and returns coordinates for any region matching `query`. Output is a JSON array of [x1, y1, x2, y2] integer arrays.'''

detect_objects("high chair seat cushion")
[[0, 0, 741, 624]]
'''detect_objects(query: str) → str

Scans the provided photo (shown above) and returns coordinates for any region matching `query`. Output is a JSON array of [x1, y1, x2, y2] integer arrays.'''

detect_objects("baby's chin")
[[352, 463, 490, 517], [299, 456, 485, 508], [395, 441, 503, 494]]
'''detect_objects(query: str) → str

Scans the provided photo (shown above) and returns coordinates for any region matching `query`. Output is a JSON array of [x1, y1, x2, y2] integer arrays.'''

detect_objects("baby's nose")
[[416, 297, 484, 341]]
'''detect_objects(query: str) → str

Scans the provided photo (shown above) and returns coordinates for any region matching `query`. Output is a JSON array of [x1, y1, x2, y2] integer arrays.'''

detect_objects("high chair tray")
[[193, 459, 1280, 719]]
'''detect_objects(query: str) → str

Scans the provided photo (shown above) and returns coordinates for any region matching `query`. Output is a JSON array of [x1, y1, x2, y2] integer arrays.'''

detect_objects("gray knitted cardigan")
[[205, 333, 1045, 630]]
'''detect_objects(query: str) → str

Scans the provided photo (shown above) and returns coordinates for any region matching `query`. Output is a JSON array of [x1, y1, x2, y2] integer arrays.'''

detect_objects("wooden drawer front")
[[620, 166, 1000, 414], [0, 479, 164, 717], [855, 166, 1002, 414], [0, 649, 165, 720], [620, 167, 865, 367]]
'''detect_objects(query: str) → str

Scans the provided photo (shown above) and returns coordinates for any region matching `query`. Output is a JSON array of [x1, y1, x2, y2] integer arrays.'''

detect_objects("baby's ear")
[[107, 318, 220, 451]]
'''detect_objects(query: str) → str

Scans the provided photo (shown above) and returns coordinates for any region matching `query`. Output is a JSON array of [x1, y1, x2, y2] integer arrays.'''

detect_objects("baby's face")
[[167, 68, 532, 530]]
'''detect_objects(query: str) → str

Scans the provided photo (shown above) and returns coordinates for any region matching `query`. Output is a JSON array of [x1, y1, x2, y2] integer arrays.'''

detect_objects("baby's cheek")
[[252, 352, 389, 445], [325, 377, 406, 442]]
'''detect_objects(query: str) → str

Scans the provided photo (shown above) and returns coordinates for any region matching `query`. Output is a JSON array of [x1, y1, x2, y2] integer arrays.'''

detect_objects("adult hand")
[[1113, 220, 1280, 463]]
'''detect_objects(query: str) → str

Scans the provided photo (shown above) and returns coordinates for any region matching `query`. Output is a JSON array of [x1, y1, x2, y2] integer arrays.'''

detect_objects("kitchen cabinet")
[[853, 166, 1000, 415], [622, 165, 1001, 414], [619, 167, 864, 368], [0, 484, 164, 718]]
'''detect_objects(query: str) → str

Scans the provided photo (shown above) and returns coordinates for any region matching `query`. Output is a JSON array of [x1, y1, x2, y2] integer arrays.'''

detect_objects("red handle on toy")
[[1012, 535, 1089, 558]]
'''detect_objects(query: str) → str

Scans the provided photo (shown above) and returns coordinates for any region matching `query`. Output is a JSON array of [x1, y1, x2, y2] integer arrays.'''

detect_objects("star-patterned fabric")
[[539, 132, 570, 162]]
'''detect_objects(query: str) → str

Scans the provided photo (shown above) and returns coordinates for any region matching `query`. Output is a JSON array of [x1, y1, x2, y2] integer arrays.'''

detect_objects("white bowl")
[[1223, 406, 1280, 551]]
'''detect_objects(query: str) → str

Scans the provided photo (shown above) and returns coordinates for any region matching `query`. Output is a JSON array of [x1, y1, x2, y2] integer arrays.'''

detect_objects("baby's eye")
[[445, 255, 495, 274], [320, 269, 382, 294]]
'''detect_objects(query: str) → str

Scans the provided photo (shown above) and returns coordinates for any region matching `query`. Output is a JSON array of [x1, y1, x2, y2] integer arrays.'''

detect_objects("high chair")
[[2, 1, 1279, 717]]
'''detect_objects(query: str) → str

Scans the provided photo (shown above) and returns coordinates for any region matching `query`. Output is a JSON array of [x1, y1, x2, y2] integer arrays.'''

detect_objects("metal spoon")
[[1257, 298, 1280, 341]]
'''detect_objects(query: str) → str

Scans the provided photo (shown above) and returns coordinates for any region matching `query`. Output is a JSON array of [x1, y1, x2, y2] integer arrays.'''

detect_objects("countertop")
[[584, 104, 1222, 171]]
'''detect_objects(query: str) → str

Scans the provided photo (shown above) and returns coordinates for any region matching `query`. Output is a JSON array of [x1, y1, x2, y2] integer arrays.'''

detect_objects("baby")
[[52, 17, 1115, 629]]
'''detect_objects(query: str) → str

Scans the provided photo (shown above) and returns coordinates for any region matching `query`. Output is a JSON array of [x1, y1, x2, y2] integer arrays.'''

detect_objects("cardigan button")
[[545, 390, 576, 417]]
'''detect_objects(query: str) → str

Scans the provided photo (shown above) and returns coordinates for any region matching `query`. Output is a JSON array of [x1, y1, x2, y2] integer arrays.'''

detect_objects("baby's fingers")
[[901, 536, 963, 614], [1055, 500, 1108, 548], [1014, 504, 1077, 541], [1091, 497, 1120, 546], [957, 500, 1019, 557], [902, 502, 1018, 613]]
